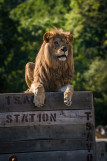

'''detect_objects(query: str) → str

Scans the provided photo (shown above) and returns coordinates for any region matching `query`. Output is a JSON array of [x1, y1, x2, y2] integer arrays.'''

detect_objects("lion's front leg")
[[64, 85, 74, 106], [30, 83, 45, 107]]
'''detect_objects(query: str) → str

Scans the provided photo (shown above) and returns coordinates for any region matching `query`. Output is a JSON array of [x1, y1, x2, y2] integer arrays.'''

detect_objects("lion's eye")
[[54, 41, 59, 46], [66, 41, 69, 44]]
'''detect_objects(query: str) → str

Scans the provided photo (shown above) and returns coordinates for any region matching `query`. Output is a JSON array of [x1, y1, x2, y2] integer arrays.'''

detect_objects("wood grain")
[[0, 139, 94, 154], [0, 91, 93, 112], [0, 124, 93, 142], [0, 150, 95, 161], [0, 91, 96, 161], [0, 110, 92, 127]]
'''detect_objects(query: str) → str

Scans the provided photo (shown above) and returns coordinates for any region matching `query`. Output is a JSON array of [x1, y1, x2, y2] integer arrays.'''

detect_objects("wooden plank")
[[0, 110, 92, 127], [0, 91, 93, 112], [0, 124, 93, 142], [0, 139, 94, 154], [96, 141, 107, 161], [0, 150, 95, 161], [0, 91, 96, 160]]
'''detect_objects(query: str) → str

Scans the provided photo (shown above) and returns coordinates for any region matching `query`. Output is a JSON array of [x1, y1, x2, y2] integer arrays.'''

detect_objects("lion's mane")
[[33, 28, 74, 92]]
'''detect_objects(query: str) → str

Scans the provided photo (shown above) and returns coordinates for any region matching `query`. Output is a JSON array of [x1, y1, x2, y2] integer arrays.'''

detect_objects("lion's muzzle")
[[57, 46, 68, 61], [57, 54, 67, 61]]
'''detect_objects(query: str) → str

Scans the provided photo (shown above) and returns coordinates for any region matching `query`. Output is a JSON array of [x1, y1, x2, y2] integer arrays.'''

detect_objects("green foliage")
[[0, 0, 107, 125], [65, 0, 107, 126], [83, 57, 107, 126], [84, 57, 107, 92]]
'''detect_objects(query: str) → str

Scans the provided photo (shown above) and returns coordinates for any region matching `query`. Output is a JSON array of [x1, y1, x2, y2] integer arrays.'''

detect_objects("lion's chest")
[[45, 69, 71, 92]]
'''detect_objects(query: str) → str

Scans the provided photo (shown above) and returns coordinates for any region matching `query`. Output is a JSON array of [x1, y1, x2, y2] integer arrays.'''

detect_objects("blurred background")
[[0, 0, 107, 131]]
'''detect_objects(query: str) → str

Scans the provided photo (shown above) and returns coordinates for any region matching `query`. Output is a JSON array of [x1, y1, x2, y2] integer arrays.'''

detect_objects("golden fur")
[[25, 27, 74, 107]]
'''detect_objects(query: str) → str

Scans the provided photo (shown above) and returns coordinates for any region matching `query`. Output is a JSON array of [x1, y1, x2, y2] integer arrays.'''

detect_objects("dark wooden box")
[[0, 92, 96, 161]]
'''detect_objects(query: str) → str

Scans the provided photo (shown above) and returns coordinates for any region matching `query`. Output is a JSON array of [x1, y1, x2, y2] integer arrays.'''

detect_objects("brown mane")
[[33, 28, 74, 91]]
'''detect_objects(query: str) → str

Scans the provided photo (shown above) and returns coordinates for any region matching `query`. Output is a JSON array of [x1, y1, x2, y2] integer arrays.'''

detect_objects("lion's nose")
[[61, 47, 67, 52]]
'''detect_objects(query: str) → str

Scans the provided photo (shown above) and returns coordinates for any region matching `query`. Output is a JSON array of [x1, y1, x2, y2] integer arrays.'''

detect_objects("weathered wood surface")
[[0, 139, 94, 154], [1, 141, 106, 161], [0, 91, 96, 161], [96, 141, 107, 161], [0, 91, 93, 111], [0, 150, 94, 161], [0, 110, 92, 127], [0, 124, 91, 142]]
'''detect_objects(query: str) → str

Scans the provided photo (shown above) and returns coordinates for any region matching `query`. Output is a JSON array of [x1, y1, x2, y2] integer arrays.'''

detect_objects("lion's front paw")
[[64, 96, 72, 106], [33, 93, 45, 107], [33, 86, 45, 107], [64, 91, 73, 106], [64, 85, 73, 106]]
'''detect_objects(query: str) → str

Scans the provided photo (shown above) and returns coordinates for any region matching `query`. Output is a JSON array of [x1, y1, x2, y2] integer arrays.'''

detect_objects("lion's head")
[[42, 28, 74, 68]]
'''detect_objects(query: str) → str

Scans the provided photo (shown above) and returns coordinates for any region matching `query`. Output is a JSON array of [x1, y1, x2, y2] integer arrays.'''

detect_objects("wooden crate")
[[0, 91, 96, 161]]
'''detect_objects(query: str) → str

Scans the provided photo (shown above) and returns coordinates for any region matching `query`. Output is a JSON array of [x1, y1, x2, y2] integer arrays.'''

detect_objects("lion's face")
[[48, 35, 71, 62], [43, 29, 74, 63]]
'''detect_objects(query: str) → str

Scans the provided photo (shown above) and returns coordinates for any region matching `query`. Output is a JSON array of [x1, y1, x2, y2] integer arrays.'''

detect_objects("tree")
[[0, 0, 32, 92], [65, 0, 107, 125], [84, 57, 107, 126]]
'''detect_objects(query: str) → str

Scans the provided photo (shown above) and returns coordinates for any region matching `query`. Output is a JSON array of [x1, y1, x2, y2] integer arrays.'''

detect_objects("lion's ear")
[[43, 32, 53, 43], [66, 32, 74, 43]]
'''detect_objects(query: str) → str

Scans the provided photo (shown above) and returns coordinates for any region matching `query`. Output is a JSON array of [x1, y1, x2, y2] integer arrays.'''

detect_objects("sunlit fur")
[[25, 28, 74, 92]]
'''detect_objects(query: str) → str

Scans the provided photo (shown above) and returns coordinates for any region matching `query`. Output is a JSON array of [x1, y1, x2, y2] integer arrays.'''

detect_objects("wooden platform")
[[0, 91, 96, 161]]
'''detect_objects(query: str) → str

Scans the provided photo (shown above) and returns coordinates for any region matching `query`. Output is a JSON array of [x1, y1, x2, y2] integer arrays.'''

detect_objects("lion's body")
[[25, 28, 74, 107]]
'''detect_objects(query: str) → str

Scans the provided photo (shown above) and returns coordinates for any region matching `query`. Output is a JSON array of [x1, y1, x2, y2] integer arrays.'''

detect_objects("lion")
[[25, 27, 74, 107]]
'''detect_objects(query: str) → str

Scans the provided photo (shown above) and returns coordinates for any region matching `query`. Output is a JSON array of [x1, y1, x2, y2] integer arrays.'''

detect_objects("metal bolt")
[[9, 155, 18, 161]]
